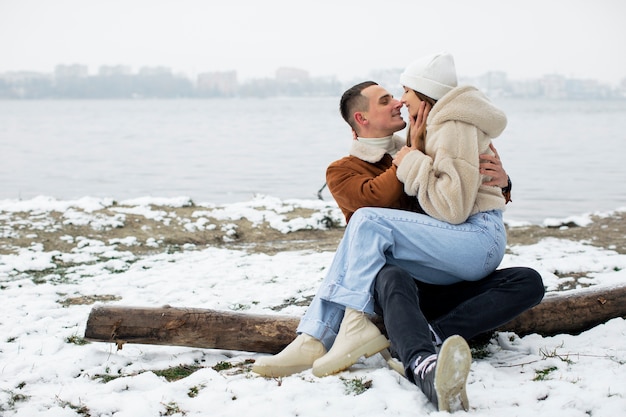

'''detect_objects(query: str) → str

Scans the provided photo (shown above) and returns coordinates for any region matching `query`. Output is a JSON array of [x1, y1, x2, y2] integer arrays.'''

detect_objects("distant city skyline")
[[2, 62, 621, 100], [2, 62, 623, 87], [1, 0, 625, 86]]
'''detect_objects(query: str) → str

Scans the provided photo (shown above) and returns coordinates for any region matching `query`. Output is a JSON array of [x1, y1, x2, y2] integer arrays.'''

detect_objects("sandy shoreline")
[[2, 202, 624, 256], [1, 199, 624, 274]]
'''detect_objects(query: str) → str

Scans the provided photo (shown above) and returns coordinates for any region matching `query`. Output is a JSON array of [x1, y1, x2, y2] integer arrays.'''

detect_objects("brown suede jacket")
[[326, 135, 423, 223]]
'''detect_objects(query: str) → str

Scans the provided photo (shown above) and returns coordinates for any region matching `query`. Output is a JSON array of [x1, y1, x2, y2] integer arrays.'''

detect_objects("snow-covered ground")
[[1, 196, 625, 416]]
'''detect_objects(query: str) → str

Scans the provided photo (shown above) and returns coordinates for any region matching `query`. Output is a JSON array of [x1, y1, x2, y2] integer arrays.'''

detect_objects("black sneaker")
[[413, 335, 471, 412], [413, 353, 438, 406]]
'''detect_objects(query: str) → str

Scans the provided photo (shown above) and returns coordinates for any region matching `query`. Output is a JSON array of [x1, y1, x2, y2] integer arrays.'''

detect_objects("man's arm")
[[326, 158, 406, 217]]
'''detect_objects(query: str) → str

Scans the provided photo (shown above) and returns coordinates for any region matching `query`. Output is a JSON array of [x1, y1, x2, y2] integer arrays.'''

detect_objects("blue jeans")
[[373, 265, 545, 381], [298, 207, 506, 349]]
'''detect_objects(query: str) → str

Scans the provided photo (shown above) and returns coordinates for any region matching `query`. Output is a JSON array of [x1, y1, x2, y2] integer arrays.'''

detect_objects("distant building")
[[541, 74, 568, 99], [508, 79, 543, 98], [98, 65, 132, 76], [197, 71, 238, 96], [54, 64, 88, 78]]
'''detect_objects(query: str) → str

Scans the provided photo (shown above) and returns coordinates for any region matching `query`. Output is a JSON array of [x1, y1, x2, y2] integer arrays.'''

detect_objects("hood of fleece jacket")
[[428, 85, 507, 138]]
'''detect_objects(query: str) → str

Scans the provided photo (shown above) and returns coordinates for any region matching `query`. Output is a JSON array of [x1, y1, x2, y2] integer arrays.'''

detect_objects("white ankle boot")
[[312, 308, 390, 377], [252, 333, 326, 377], [380, 348, 406, 376]]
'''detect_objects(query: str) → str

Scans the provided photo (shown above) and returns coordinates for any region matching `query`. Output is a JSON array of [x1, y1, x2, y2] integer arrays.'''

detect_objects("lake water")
[[1, 97, 625, 224]]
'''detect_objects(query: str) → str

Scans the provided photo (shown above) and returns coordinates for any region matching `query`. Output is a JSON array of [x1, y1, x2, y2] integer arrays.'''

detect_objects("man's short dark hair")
[[340, 81, 378, 132]]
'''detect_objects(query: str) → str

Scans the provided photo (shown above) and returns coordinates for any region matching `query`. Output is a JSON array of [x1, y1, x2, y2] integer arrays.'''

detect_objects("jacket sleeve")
[[326, 159, 406, 216], [396, 121, 481, 224]]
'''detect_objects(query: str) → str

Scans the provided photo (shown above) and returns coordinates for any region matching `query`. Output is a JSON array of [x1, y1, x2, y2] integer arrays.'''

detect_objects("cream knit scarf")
[[357, 135, 396, 154]]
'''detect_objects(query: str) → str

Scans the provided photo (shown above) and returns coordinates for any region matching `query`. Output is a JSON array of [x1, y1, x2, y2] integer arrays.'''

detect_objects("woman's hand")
[[407, 101, 431, 149], [395, 100, 431, 166], [480, 143, 508, 187]]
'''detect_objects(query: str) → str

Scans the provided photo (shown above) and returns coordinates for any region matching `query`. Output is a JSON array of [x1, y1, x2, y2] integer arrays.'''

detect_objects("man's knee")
[[375, 265, 414, 295], [519, 267, 545, 306], [498, 267, 545, 306]]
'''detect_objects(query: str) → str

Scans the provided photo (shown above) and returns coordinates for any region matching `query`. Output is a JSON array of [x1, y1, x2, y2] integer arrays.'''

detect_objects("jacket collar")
[[349, 134, 406, 163]]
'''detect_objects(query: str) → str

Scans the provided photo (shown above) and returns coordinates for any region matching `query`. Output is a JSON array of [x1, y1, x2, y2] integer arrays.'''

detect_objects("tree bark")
[[84, 284, 626, 353]]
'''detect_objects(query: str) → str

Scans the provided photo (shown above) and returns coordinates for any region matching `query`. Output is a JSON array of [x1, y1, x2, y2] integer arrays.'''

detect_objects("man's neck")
[[357, 135, 395, 152]]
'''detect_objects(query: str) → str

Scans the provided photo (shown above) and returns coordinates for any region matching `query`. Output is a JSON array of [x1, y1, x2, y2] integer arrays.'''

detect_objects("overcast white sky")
[[1, 0, 624, 84]]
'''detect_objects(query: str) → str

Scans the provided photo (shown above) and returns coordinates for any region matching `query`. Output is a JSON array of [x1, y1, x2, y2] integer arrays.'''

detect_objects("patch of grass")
[[58, 293, 122, 307], [269, 295, 314, 311], [212, 359, 255, 375], [187, 384, 204, 398], [229, 303, 250, 311], [539, 345, 574, 364], [93, 373, 122, 383], [57, 398, 91, 416], [533, 366, 558, 381], [212, 361, 233, 371], [65, 334, 89, 345], [94, 363, 211, 384], [341, 376, 373, 395], [161, 401, 185, 416], [1, 388, 30, 412], [153, 364, 204, 382], [471, 344, 491, 359]]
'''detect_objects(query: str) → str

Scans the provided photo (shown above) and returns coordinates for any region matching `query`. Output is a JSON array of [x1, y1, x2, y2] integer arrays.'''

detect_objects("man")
[[253, 81, 544, 412]]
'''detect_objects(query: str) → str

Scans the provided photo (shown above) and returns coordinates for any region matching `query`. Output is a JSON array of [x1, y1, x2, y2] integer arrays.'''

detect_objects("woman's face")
[[401, 87, 422, 118]]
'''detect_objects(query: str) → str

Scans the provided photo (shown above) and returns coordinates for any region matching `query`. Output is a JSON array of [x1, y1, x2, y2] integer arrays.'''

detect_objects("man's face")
[[360, 85, 406, 137]]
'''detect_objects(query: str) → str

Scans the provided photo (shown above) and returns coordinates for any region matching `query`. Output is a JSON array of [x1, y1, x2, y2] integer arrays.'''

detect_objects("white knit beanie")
[[400, 52, 458, 100]]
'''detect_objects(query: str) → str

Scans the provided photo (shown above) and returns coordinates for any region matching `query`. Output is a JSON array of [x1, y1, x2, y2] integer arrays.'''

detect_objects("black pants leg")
[[420, 267, 545, 341], [374, 265, 437, 382], [373, 264, 544, 382]]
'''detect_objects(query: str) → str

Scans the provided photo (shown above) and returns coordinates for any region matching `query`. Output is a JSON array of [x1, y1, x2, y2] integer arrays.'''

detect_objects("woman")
[[315, 51, 507, 302]]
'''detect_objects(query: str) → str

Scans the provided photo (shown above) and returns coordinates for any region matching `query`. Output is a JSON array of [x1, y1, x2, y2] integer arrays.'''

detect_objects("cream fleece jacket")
[[396, 85, 507, 224]]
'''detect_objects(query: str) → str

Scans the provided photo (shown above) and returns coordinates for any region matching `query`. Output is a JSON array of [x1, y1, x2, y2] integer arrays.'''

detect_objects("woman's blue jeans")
[[298, 207, 507, 350]]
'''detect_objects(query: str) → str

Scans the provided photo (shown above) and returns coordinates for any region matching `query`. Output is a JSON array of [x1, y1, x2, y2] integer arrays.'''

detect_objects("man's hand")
[[480, 143, 508, 188], [393, 145, 412, 166]]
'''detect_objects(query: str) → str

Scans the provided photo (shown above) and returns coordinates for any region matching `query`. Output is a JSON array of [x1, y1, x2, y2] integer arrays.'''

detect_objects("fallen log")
[[84, 283, 626, 353]]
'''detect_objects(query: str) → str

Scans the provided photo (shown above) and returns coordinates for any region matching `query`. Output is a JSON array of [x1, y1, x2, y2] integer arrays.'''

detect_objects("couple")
[[252, 52, 544, 412]]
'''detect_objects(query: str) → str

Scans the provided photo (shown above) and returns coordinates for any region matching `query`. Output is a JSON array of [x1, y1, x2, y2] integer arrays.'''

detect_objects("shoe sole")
[[434, 335, 471, 412], [312, 334, 390, 377], [251, 363, 311, 378]]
